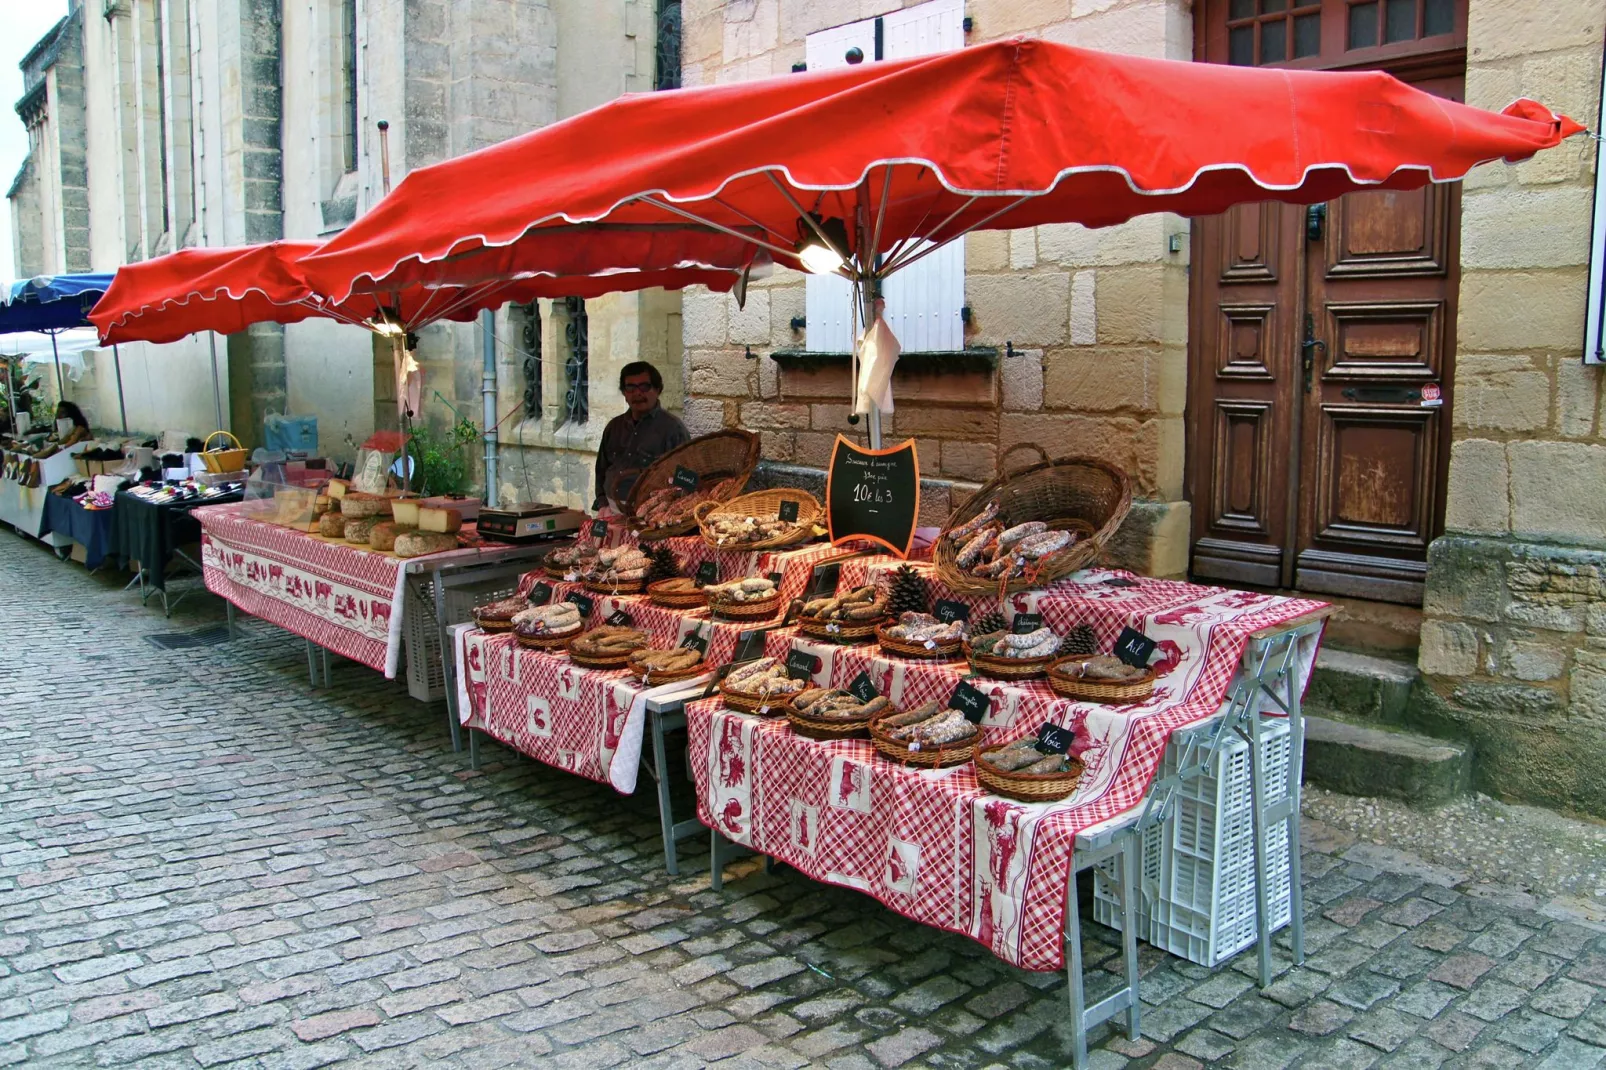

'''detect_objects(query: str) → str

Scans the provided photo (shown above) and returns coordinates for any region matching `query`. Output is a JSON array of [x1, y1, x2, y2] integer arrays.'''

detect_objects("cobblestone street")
[[2, 535, 1605, 1069]]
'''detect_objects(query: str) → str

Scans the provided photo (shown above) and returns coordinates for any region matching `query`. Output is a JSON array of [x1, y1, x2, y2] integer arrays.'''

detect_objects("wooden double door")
[[1186, 71, 1464, 605]]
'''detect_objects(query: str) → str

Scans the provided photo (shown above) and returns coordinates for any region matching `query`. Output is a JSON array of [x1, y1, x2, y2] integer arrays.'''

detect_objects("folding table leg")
[[321, 648, 331, 686], [650, 709, 680, 877], [710, 830, 725, 892], [1065, 832, 1142, 1070], [226, 601, 235, 640], [305, 639, 317, 687], [468, 728, 479, 770]]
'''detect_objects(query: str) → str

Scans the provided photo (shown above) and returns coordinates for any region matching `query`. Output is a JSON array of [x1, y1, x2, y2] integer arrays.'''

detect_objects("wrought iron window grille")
[[520, 301, 542, 420], [655, 0, 681, 91], [562, 296, 589, 425]]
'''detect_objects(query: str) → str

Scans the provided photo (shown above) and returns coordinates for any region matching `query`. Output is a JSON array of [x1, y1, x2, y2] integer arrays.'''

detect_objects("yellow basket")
[[201, 431, 249, 474]]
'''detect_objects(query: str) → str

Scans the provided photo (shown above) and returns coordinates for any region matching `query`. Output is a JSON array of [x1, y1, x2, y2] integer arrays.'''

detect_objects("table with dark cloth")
[[39, 493, 117, 571], [115, 489, 245, 590]]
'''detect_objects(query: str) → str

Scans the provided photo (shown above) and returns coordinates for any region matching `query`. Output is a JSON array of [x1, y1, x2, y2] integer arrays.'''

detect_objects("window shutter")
[[1587, 57, 1606, 365], [802, 18, 876, 354]]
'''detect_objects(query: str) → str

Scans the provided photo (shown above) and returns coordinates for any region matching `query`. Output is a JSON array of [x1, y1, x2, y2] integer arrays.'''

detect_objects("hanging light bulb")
[[796, 216, 851, 275]]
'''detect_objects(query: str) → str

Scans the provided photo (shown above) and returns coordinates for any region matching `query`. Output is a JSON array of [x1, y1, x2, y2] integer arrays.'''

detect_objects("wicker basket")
[[935, 445, 1132, 596], [568, 640, 646, 670], [965, 640, 1055, 680], [876, 623, 963, 661], [544, 563, 576, 580], [974, 750, 1084, 802], [629, 660, 707, 686], [201, 431, 249, 474], [648, 579, 708, 609], [720, 680, 793, 716], [475, 616, 516, 633], [584, 575, 648, 596], [869, 713, 979, 768], [626, 430, 760, 539], [515, 627, 581, 651], [1047, 657, 1158, 703], [709, 592, 783, 622], [695, 488, 821, 552], [788, 709, 873, 741], [798, 615, 884, 643]]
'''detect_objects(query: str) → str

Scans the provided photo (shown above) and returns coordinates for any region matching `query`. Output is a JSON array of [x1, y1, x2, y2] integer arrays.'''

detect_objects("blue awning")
[[0, 273, 114, 333]]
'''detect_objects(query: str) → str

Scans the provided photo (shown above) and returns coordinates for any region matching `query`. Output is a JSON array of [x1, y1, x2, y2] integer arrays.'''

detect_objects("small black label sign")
[[731, 629, 767, 664], [696, 560, 719, 587], [1102, 577, 1139, 589], [778, 499, 800, 524], [806, 562, 840, 601], [1113, 626, 1158, 669], [848, 671, 878, 704], [934, 600, 970, 625], [680, 630, 709, 656], [767, 571, 783, 587], [565, 591, 594, 618], [786, 648, 821, 681], [673, 466, 700, 492], [527, 582, 553, 606], [605, 609, 632, 627], [950, 681, 991, 724], [589, 518, 608, 540], [1011, 612, 1044, 635], [1036, 722, 1075, 756]]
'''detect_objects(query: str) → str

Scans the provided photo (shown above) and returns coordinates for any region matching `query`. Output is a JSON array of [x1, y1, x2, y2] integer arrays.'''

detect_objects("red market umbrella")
[[299, 36, 1580, 303]]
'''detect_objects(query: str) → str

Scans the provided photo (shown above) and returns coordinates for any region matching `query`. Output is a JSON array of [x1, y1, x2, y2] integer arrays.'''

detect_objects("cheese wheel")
[[393, 530, 459, 558], [318, 511, 347, 538], [344, 516, 381, 544], [340, 493, 392, 518], [391, 499, 421, 528], [417, 506, 463, 534], [327, 479, 348, 499], [369, 520, 402, 551]]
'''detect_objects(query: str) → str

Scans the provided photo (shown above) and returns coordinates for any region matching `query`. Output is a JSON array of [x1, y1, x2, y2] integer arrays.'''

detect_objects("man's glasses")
[[622, 382, 656, 394]]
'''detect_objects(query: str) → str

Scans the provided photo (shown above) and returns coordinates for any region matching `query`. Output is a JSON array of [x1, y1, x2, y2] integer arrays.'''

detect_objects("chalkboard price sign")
[[1113, 626, 1158, 669], [731, 629, 767, 664], [680, 629, 710, 656], [848, 671, 878, 704], [934, 600, 970, 625], [527, 582, 553, 606], [825, 435, 921, 559], [565, 591, 595, 618], [949, 681, 991, 724], [1036, 723, 1075, 756], [605, 609, 632, 627], [673, 466, 700, 492], [1011, 612, 1044, 635], [778, 499, 800, 523], [695, 560, 719, 587], [805, 562, 840, 601], [786, 649, 822, 681], [589, 518, 608, 540]]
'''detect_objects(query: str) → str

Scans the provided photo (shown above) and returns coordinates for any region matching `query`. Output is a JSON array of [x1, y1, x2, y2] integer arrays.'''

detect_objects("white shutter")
[[1586, 54, 1606, 364], [802, 19, 876, 354], [881, 0, 965, 352]]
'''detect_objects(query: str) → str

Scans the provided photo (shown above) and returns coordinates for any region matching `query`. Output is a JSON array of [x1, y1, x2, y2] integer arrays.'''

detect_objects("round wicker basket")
[[569, 647, 638, 670], [695, 488, 821, 552], [543, 564, 575, 580], [629, 659, 707, 686], [974, 750, 1084, 802], [935, 445, 1131, 596], [719, 679, 793, 716], [788, 709, 873, 741], [709, 592, 783, 622], [515, 627, 581, 651], [647, 579, 708, 609], [798, 615, 884, 643], [626, 430, 760, 539], [964, 641, 1054, 680], [876, 623, 963, 661], [1046, 657, 1158, 703], [868, 713, 979, 768], [584, 576, 647, 596], [474, 616, 516, 633]]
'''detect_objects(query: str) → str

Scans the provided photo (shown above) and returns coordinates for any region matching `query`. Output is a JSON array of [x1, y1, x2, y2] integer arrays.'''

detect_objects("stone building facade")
[[679, 0, 1606, 814], [9, 0, 685, 487]]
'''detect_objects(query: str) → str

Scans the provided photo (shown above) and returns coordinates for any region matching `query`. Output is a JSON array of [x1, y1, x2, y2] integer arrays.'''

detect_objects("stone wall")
[[677, 0, 1193, 575], [1417, 0, 1606, 814]]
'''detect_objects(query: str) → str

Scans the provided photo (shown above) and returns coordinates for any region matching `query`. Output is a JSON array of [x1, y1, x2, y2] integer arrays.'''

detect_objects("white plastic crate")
[[402, 573, 525, 702], [1094, 718, 1292, 967]]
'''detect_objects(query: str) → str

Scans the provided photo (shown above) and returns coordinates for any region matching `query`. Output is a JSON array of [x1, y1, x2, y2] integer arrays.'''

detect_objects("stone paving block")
[[1328, 973, 1401, 1011], [1348, 1006, 1418, 1053], [1391, 979, 1459, 1020], [1428, 953, 1496, 990], [1291, 999, 1357, 1037], [1423, 1010, 1486, 1052]]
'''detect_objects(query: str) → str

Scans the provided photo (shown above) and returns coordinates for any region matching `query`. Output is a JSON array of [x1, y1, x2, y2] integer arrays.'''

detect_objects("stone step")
[[1305, 647, 1418, 724], [1302, 715, 1472, 807]]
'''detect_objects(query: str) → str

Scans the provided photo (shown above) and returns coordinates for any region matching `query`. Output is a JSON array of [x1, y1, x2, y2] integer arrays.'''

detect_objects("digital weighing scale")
[[476, 502, 586, 543]]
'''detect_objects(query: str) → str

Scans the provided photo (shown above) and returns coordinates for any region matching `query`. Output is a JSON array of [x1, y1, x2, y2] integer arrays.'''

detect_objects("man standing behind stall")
[[594, 361, 689, 512]]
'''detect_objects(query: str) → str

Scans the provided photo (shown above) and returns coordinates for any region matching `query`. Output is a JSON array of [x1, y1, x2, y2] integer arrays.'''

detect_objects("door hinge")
[[1305, 203, 1326, 242]]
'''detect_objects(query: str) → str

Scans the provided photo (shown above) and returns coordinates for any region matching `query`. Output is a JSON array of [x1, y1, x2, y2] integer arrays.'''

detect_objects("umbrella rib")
[[419, 280, 514, 328], [882, 195, 1035, 275], [765, 174, 852, 266], [707, 197, 796, 249], [880, 195, 980, 274], [634, 195, 800, 261]]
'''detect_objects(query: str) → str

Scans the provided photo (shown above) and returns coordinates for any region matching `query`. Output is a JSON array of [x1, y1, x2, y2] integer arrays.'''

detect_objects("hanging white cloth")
[[853, 300, 900, 416]]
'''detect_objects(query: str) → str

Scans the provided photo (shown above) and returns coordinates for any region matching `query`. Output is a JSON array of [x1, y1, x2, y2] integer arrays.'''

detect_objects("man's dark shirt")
[[594, 403, 690, 509]]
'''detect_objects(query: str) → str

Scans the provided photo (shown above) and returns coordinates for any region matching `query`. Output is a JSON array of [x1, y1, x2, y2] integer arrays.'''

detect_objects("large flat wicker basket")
[[695, 488, 821, 552], [935, 445, 1132, 596], [626, 430, 760, 539]]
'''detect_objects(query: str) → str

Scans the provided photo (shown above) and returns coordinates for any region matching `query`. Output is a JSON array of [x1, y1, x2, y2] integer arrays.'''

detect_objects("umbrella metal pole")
[[50, 331, 64, 402], [113, 344, 128, 434], [208, 332, 224, 431]]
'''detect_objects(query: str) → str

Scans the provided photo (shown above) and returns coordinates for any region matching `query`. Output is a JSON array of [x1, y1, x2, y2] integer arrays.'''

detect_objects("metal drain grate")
[[145, 626, 232, 650]]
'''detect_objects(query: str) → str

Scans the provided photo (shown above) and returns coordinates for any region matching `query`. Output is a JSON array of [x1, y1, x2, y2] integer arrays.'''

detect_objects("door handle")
[[1300, 338, 1326, 394]]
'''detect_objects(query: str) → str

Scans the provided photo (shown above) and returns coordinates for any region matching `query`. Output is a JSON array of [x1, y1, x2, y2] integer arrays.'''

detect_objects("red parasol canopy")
[[90, 241, 739, 346], [298, 37, 1581, 302]]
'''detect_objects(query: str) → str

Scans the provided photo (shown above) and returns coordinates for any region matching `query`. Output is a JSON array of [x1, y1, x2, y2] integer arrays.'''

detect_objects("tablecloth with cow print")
[[686, 568, 1326, 973]]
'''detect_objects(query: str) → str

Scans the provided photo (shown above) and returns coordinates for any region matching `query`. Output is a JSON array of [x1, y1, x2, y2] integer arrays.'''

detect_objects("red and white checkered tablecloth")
[[687, 575, 1327, 973], [455, 629, 712, 794]]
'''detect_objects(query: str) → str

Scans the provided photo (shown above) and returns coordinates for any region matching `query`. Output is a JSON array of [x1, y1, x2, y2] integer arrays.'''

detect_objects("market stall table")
[[115, 486, 245, 613], [39, 492, 116, 571]]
